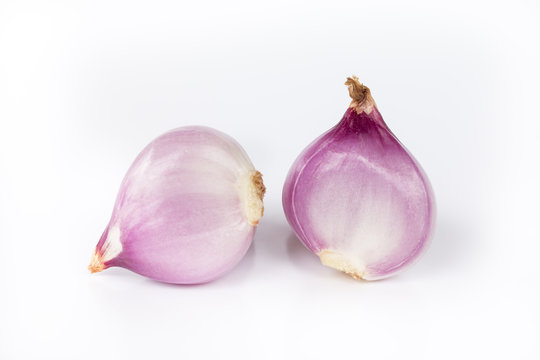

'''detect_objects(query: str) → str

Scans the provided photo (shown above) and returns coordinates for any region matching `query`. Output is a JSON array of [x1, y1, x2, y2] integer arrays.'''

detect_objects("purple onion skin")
[[282, 79, 435, 280], [90, 126, 265, 284]]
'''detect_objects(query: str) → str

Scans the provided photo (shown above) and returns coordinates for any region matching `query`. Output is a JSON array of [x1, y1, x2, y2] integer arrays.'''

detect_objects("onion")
[[282, 77, 435, 280], [89, 126, 265, 284]]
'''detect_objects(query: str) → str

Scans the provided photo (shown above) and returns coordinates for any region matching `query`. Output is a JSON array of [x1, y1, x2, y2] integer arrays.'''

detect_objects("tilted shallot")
[[282, 77, 435, 280], [89, 126, 265, 284]]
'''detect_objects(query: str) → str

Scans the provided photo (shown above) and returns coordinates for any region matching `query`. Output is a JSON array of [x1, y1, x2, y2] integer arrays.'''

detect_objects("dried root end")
[[239, 170, 266, 226], [344, 76, 375, 114], [88, 251, 105, 273], [251, 171, 266, 204], [318, 250, 366, 280]]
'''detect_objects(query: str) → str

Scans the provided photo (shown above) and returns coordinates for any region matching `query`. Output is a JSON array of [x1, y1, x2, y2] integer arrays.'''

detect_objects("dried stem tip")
[[345, 76, 369, 102], [88, 251, 105, 273], [344, 76, 375, 114]]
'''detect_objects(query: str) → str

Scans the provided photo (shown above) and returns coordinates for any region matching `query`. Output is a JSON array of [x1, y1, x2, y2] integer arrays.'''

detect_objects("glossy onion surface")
[[90, 126, 265, 284], [283, 77, 435, 280]]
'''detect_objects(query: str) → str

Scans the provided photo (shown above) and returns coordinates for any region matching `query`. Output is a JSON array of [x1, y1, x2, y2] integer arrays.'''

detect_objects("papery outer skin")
[[95, 126, 260, 284], [282, 106, 435, 280]]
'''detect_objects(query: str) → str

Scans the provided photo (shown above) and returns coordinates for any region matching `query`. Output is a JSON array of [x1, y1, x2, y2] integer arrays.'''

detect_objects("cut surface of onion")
[[282, 77, 435, 280], [89, 126, 265, 284]]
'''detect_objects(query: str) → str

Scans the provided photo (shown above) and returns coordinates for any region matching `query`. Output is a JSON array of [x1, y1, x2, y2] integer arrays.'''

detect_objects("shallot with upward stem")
[[89, 126, 265, 284], [282, 77, 435, 280]]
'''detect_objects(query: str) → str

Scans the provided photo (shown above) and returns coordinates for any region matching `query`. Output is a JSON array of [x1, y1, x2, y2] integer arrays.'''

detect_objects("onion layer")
[[89, 126, 265, 284], [282, 77, 435, 280]]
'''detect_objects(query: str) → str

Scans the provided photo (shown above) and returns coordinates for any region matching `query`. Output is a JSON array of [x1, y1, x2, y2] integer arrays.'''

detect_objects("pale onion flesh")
[[89, 126, 265, 284], [282, 77, 435, 280]]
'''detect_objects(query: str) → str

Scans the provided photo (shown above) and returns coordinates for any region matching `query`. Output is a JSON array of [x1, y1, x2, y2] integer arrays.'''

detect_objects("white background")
[[1, 0, 539, 359]]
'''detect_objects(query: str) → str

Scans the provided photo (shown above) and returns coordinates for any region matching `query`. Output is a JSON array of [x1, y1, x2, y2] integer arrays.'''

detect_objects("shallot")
[[89, 126, 265, 284], [282, 77, 435, 280]]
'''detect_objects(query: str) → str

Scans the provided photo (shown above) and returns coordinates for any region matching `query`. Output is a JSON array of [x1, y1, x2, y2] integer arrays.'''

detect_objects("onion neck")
[[341, 77, 389, 132], [345, 76, 376, 115], [238, 170, 265, 225], [88, 250, 105, 273]]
